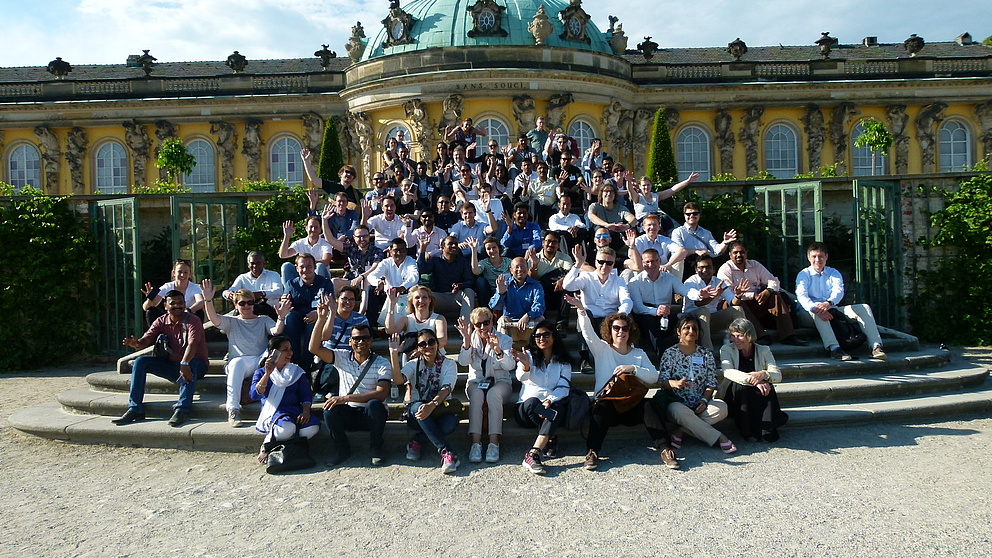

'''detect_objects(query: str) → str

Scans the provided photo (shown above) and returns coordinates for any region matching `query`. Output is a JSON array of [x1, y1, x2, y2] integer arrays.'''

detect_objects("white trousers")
[[466, 381, 512, 436], [667, 399, 729, 447], [225, 354, 263, 411]]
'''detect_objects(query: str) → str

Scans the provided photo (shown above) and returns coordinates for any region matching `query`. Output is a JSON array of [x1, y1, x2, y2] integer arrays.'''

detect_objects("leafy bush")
[[0, 187, 97, 369], [908, 172, 992, 344], [710, 173, 738, 182], [232, 186, 311, 267], [134, 179, 191, 194], [230, 178, 289, 193]]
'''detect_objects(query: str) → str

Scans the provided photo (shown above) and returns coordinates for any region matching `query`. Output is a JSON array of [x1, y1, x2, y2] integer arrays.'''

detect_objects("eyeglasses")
[[596, 259, 615, 266], [460, 168, 472, 173], [351, 335, 372, 342], [611, 324, 630, 332], [236, 300, 253, 307], [353, 234, 369, 239], [417, 338, 438, 348], [684, 211, 700, 217], [343, 170, 356, 177], [338, 297, 355, 304], [473, 320, 491, 328], [373, 176, 385, 182], [533, 331, 553, 339]]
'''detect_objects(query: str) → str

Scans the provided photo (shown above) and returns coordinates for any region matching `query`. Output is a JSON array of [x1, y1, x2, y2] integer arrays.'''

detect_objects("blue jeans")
[[128, 355, 208, 412], [406, 401, 458, 452]]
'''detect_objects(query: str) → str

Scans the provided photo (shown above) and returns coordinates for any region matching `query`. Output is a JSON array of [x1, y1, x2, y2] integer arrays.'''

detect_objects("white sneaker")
[[468, 443, 483, 463], [228, 408, 242, 428], [485, 443, 500, 463]]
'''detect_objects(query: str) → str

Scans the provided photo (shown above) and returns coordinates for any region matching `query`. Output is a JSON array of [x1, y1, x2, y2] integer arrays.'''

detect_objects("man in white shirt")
[[547, 194, 587, 254], [562, 244, 632, 327], [796, 242, 887, 361], [521, 161, 558, 228], [365, 238, 421, 325], [511, 158, 536, 202], [222, 251, 284, 320], [471, 183, 505, 226], [667, 201, 737, 280], [682, 254, 744, 354], [365, 196, 409, 252], [404, 208, 446, 259], [278, 216, 333, 287], [629, 248, 712, 361]]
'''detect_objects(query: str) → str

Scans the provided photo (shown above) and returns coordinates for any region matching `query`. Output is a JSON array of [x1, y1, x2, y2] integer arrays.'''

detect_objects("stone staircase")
[[10, 326, 992, 455]]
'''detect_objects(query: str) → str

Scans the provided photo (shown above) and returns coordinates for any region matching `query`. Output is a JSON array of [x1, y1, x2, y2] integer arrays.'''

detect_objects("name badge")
[[691, 356, 704, 366], [312, 298, 320, 309]]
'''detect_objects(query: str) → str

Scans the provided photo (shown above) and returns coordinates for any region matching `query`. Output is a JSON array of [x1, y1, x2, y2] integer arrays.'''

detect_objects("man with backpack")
[[795, 242, 887, 361]]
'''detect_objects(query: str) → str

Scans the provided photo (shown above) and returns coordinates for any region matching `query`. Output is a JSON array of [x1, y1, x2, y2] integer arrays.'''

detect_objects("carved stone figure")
[[33, 126, 61, 194], [154, 120, 178, 180], [210, 121, 238, 190], [122, 119, 151, 189], [915, 102, 947, 173], [242, 118, 263, 182], [512, 94, 536, 135], [226, 51, 248, 73], [886, 105, 910, 174], [609, 23, 628, 55], [301, 112, 324, 158], [727, 38, 747, 61], [632, 109, 654, 175], [351, 111, 374, 182], [714, 109, 735, 175], [65, 127, 88, 194], [314, 45, 336, 69], [333, 115, 356, 165], [829, 102, 859, 173], [665, 109, 680, 131], [546, 93, 574, 132], [403, 98, 430, 145], [738, 107, 763, 177], [0, 130, 5, 158], [137, 50, 156, 77], [801, 104, 825, 172], [616, 108, 635, 160], [528, 5, 553, 45], [346, 22, 367, 62], [974, 100, 992, 161], [602, 99, 626, 155], [437, 94, 463, 138]]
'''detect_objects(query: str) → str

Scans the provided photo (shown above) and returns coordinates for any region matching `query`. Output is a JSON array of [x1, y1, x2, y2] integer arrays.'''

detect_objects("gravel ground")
[[2, 350, 991, 557]]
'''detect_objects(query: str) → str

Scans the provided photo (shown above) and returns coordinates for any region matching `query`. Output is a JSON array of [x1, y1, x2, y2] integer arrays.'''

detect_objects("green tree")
[[853, 118, 894, 176], [155, 138, 197, 185], [645, 108, 678, 186], [232, 186, 311, 267], [317, 118, 345, 181]]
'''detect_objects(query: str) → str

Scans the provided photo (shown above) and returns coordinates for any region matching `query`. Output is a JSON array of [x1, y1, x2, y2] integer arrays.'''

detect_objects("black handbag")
[[265, 416, 315, 474], [828, 308, 867, 351], [563, 386, 591, 431]]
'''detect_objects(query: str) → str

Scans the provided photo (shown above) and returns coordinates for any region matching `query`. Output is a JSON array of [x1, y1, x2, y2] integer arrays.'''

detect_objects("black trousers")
[[514, 398, 568, 437], [586, 399, 669, 453], [323, 399, 388, 453]]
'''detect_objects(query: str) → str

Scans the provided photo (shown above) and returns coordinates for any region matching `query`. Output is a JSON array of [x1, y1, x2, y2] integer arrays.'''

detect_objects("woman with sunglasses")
[[511, 320, 574, 475], [564, 293, 675, 471], [658, 315, 737, 455], [389, 329, 462, 474], [141, 258, 205, 326], [201, 281, 291, 427], [455, 308, 514, 464], [720, 318, 788, 442], [384, 285, 448, 353]]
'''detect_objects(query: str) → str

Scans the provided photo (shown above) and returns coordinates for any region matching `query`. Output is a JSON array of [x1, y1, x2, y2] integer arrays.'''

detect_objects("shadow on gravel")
[[774, 422, 981, 455], [0, 363, 110, 378]]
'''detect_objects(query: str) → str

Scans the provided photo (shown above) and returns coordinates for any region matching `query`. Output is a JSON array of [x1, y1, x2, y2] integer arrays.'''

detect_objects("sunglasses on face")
[[684, 211, 700, 217], [595, 234, 611, 239], [417, 338, 438, 348], [236, 300, 253, 307], [533, 331, 553, 339], [611, 324, 630, 332], [473, 320, 491, 328], [596, 259, 615, 266], [351, 335, 372, 342]]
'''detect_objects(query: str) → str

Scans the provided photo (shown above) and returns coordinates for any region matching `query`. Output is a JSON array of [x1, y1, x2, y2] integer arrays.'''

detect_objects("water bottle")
[[396, 296, 408, 316], [390, 383, 399, 402], [660, 315, 669, 331]]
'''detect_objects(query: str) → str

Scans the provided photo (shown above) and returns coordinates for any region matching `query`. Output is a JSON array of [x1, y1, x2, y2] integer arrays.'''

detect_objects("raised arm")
[[278, 220, 297, 259], [657, 172, 699, 202], [301, 148, 323, 189], [199, 279, 221, 326], [308, 294, 336, 364]]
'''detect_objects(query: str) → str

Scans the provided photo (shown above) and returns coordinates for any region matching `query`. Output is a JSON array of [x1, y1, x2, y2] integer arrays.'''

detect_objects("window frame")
[[183, 137, 217, 193], [675, 124, 712, 182], [763, 122, 800, 179]]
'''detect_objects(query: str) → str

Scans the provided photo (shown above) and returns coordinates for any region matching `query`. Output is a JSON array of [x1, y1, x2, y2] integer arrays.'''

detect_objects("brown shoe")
[[660, 447, 679, 469], [583, 449, 599, 471]]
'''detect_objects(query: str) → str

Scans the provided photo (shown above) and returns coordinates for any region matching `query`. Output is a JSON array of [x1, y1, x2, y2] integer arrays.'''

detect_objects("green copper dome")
[[361, 0, 614, 61]]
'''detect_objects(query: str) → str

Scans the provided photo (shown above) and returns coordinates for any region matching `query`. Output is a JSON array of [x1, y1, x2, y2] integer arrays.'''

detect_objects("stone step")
[[12, 378, 992, 455]]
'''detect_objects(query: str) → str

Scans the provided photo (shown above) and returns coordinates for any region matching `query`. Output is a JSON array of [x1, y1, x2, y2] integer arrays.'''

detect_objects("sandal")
[[670, 434, 683, 449], [720, 439, 737, 455], [660, 447, 679, 470]]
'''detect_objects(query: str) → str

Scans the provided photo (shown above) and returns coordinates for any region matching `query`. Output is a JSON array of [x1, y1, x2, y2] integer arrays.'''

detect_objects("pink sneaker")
[[440, 449, 460, 474], [405, 440, 422, 461]]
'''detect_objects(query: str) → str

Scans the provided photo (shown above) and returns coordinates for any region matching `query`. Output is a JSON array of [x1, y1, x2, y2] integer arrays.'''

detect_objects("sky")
[[1, 0, 989, 67]]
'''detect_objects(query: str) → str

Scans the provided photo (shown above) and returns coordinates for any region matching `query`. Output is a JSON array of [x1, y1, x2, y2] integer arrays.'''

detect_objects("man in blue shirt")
[[500, 202, 543, 258], [282, 253, 334, 371], [490, 257, 545, 347]]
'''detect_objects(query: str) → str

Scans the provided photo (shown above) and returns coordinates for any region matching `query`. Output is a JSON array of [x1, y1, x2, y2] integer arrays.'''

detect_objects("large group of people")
[[117, 121, 890, 475]]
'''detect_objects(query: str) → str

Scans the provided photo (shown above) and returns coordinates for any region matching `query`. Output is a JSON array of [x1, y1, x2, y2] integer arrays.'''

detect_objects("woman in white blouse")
[[455, 307, 515, 464], [511, 320, 575, 475], [719, 318, 788, 442]]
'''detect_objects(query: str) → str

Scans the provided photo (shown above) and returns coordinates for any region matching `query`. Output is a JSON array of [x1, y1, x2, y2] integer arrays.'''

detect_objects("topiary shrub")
[[645, 108, 678, 185], [318, 118, 345, 181]]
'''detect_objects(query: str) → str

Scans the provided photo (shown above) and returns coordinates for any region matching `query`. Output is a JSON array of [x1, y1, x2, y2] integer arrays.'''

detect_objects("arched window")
[[568, 119, 597, 154], [938, 120, 971, 172], [383, 124, 410, 148], [476, 117, 510, 149], [269, 136, 303, 187], [7, 144, 42, 191], [764, 124, 799, 179], [183, 139, 216, 193], [851, 122, 889, 176], [95, 141, 129, 194], [676, 125, 712, 181]]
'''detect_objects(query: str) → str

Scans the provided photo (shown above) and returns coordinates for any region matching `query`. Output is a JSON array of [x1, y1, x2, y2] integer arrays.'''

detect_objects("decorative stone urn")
[[727, 38, 747, 61], [46, 57, 72, 80], [610, 23, 628, 54], [904, 34, 925, 56], [314, 44, 336, 69], [815, 32, 838, 59], [529, 5, 553, 45]]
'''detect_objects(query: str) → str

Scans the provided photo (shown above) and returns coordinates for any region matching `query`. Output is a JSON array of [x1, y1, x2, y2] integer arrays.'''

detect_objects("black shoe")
[[167, 409, 190, 427], [112, 409, 145, 425], [328, 447, 352, 467], [543, 436, 558, 459], [781, 335, 809, 346], [830, 348, 854, 361]]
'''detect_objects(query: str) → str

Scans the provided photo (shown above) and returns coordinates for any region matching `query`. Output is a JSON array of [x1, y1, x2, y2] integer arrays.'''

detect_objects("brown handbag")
[[592, 370, 648, 414]]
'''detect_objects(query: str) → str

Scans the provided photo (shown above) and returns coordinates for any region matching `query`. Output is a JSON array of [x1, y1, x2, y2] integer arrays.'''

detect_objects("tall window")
[[270, 136, 303, 186], [184, 139, 216, 193], [476, 117, 509, 149], [851, 122, 888, 176], [568, 119, 596, 154], [384, 124, 410, 148], [764, 124, 798, 179], [95, 141, 129, 194], [938, 120, 971, 172], [676, 125, 712, 181], [7, 144, 41, 191]]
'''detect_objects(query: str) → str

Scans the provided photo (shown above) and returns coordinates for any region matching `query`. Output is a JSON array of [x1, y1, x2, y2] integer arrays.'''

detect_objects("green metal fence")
[[750, 181, 823, 286], [91, 198, 142, 355], [853, 180, 901, 327]]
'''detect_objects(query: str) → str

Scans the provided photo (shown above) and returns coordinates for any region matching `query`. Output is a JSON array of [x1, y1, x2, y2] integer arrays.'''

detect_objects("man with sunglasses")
[[682, 254, 744, 354], [301, 149, 360, 209], [310, 311, 391, 467], [527, 230, 574, 332], [405, 208, 446, 258], [363, 172, 398, 215], [366, 238, 421, 325], [491, 257, 546, 346], [668, 201, 737, 280], [551, 150, 586, 212], [562, 244, 632, 333], [434, 195, 460, 231], [312, 285, 370, 401]]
